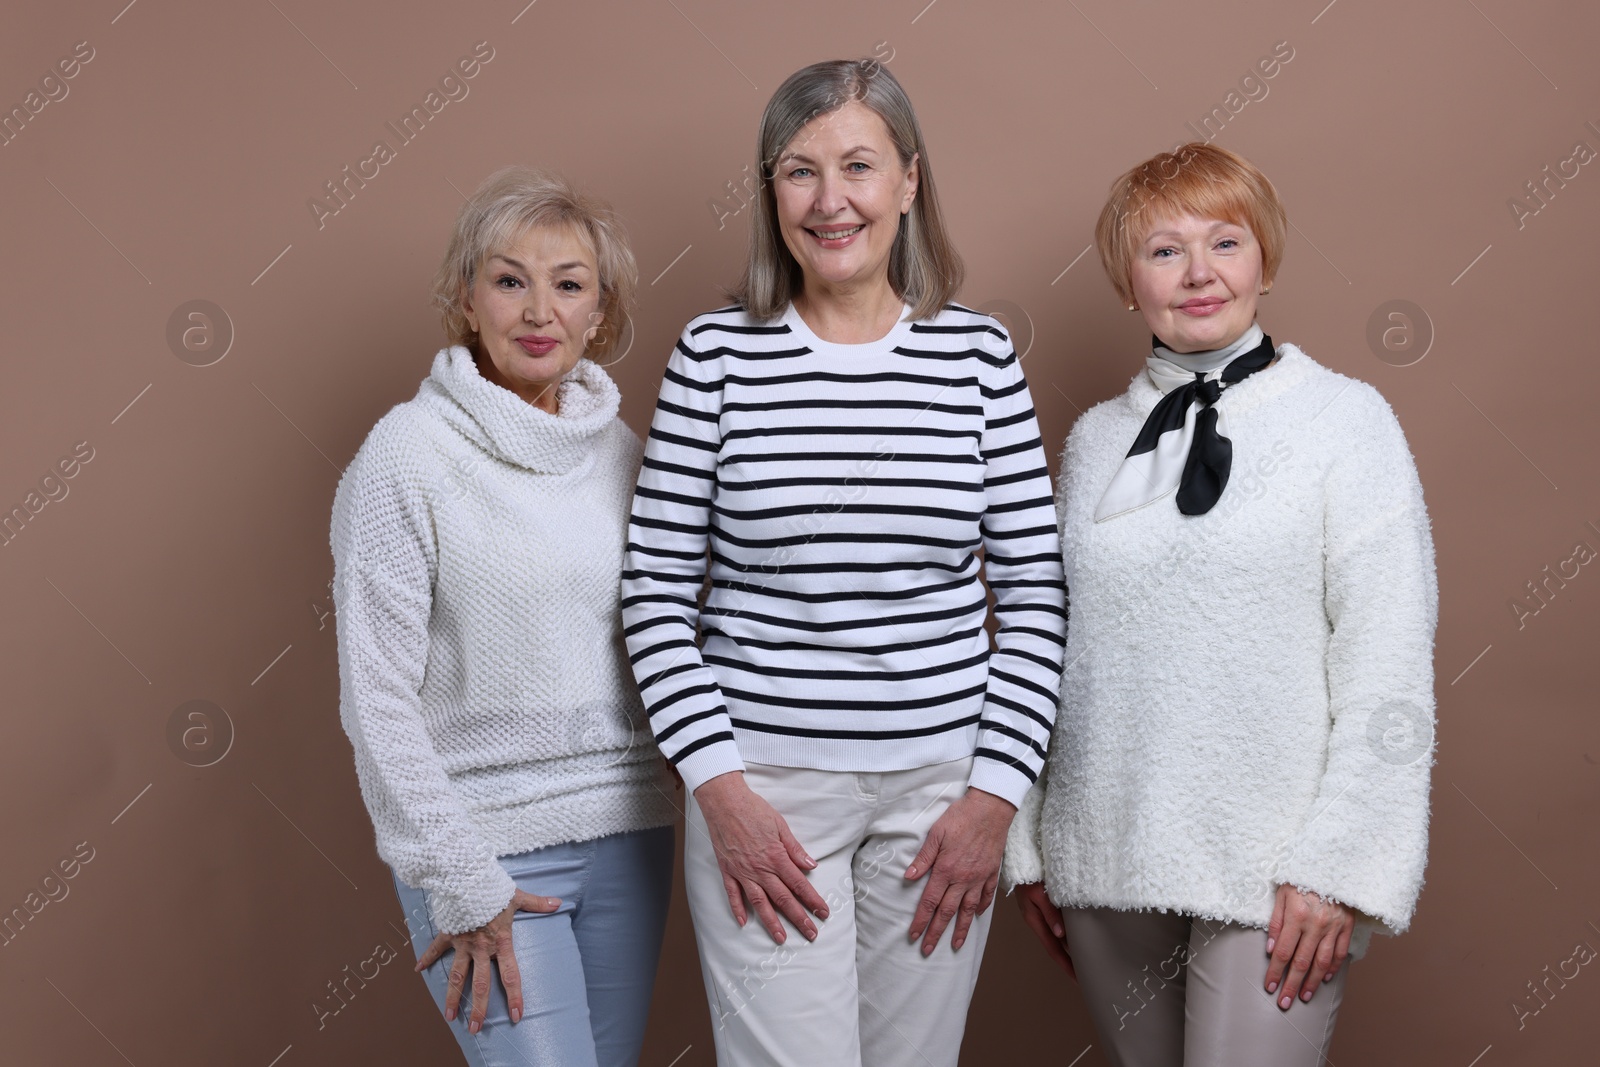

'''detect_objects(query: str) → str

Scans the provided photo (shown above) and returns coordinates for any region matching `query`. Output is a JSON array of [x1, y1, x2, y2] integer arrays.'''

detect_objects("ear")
[[901, 151, 920, 214], [459, 281, 478, 334]]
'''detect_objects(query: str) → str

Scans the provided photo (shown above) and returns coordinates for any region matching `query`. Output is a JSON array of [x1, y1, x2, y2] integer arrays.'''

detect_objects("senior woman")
[[1004, 142, 1438, 1066], [621, 59, 1066, 1066], [329, 165, 678, 1067]]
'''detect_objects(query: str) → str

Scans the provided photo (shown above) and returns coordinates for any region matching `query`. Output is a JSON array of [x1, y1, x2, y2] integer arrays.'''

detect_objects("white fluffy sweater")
[[329, 347, 677, 935], [1002, 343, 1438, 959]]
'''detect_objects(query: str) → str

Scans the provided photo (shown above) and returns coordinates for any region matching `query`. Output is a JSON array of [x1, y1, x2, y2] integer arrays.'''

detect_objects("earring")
[[1127, 304, 1138, 312], [1259, 286, 1271, 295]]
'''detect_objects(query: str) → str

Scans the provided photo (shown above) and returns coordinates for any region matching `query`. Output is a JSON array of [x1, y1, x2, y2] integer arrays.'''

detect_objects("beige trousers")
[[1062, 906, 1348, 1067], [683, 758, 991, 1067]]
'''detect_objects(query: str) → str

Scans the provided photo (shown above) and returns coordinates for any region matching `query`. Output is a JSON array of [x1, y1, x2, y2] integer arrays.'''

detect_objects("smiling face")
[[1129, 213, 1265, 353], [771, 99, 919, 301], [461, 223, 601, 413]]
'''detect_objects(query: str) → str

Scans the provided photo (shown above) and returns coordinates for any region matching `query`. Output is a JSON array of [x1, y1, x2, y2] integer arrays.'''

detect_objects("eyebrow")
[[781, 145, 882, 165], [1143, 222, 1243, 242], [489, 254, 593, 273]]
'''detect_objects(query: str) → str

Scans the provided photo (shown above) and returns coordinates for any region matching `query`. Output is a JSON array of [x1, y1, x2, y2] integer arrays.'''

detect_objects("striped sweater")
[[620, 302, 1066, 808]]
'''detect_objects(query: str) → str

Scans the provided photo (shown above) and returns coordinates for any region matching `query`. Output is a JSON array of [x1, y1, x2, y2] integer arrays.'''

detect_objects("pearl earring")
[[1127, 303, 1138, 312]]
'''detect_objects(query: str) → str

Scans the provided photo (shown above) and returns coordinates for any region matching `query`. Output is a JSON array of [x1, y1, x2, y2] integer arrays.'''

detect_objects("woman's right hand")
[[693, 770, 830, 944], [414, 889, 561, 1033], [1013, 882, 1075, 979]]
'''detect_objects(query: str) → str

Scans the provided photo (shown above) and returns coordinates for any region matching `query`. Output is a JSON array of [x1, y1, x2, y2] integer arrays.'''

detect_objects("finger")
[[1328, 923, 1353, 980], [516, 894, 561, 914], [745, 884, 789, 946], [950, 886, 984, 952], [1300, 930, 1337, 1001], [416, 932, 452, 972], [763, 878, 818, 942], [495, 931, 523, 1025], [469, 949, 492, 1032], [908, 874, 949, 940], [904, 828, 942, 881], [777, 821, 817, 873], [721, 872, 748, 928], [445, 951, 469, 1021], [777, 858, 829, 921], [1267, 889, 1287, 955], [1265, 917, 1299, 993], [1278, 935, 1319, 1012], [1021, 904, 1074, 973], [921, 885, 965, 956]]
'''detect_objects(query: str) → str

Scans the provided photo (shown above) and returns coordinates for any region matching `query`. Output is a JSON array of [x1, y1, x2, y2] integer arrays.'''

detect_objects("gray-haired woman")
[[330, 166, 678, 1067], [620, 60, 1067, 1066]]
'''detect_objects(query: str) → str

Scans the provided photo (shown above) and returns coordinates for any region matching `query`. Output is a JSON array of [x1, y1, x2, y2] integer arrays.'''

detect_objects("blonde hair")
[[730, 59, 963, 322], [1095, 142, 1287, 305], [430, 166, 638, 364]]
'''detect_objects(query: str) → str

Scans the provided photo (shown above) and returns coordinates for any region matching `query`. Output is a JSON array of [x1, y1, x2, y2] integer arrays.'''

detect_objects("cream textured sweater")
[[330, 347, 677, 935], [1001, 344, 1438, 959]]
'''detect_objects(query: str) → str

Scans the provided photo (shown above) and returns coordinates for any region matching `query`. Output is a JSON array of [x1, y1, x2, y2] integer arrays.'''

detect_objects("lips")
[[516, 335, 558, 354], [1176, 297, 1227, 315], [806, 223, 864, 247]]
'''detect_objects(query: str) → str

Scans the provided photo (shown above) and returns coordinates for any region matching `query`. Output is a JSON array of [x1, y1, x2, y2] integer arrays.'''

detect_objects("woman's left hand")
[[904, 787, 1016, 956], [1265, 884, 1354, 1010]]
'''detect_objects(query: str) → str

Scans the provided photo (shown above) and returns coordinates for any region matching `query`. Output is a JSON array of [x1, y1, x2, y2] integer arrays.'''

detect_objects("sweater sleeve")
[[1275, 385, 1438, 937], [329, 423, 517, 935], [967, 335, 1068, 809], [620, 326, 743, 794]]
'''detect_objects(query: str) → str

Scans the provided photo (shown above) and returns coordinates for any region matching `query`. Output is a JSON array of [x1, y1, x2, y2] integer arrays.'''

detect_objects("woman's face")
[[462, 223, 601, 413], [1128, 213, 1264, 354], [772, 99, 919, 298]]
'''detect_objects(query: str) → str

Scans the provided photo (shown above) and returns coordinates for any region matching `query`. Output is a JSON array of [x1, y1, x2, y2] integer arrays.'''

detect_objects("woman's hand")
[[1013, 882, 1076, 978], [694, 770, 830, 944], [905, 787, 1016, 955], [1264, 884, 1354, 1010], [414, 889, 561, 1033]]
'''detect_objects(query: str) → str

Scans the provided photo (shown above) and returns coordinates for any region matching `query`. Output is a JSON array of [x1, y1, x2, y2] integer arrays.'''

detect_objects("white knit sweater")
[[329, 347, 677, 935], [1002, 343, 1438, 959]]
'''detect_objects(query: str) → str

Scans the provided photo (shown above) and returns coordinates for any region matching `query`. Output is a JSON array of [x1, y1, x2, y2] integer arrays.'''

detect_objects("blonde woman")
[[330, 166, 676, 1067]]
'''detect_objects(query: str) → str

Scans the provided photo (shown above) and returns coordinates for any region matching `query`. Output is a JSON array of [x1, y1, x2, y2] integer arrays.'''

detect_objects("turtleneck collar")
[[420, 345, 621, 474], [1146, 322, 1265, 394]]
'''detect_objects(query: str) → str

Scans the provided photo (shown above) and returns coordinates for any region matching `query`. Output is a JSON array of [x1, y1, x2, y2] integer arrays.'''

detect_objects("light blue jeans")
[[391, 826, 674, 1067]]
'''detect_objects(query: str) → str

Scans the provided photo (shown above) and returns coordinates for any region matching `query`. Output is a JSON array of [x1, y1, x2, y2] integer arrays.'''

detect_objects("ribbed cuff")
[[428, 860, 518, 936], [676, 739, 747, 797], [967, 756, 1033, 810]]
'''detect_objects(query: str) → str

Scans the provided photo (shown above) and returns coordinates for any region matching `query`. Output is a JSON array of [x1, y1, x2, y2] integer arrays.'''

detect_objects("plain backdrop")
[[1, 1, 1596, 1064]]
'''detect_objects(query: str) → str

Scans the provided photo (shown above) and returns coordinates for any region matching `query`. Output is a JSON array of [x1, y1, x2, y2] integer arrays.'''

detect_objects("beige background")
[[1, 0, 1596, 1064]]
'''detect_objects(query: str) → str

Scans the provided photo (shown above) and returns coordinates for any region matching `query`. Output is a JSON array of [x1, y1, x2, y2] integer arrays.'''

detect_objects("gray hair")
[[430, 166, 638, 364], [730, 59, 963, 322]]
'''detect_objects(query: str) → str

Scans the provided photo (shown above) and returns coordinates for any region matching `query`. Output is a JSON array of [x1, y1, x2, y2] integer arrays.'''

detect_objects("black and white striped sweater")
[[620, 302, 1066, 807]]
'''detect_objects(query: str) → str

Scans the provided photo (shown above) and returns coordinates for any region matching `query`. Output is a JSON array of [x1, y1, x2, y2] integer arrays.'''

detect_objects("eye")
[[495, 274, 522, 290], [846, 161, 870, 173], [557, 279, 584, 292], [787, 166, 813, 179], [1151, 247, 1176, 258], [1216, 238, 1239, 250]]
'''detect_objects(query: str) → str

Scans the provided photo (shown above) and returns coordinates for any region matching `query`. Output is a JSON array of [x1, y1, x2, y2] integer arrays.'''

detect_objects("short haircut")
[[730, 58, 963, 322], [1094, 142, 1288, 305], [431, 166, 638, 364]]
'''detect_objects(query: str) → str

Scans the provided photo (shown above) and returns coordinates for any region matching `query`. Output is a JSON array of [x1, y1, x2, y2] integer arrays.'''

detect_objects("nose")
[[524, 285, 555, 326], [813, 170, 848, 218], [1183, 249, 1216, 287]]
